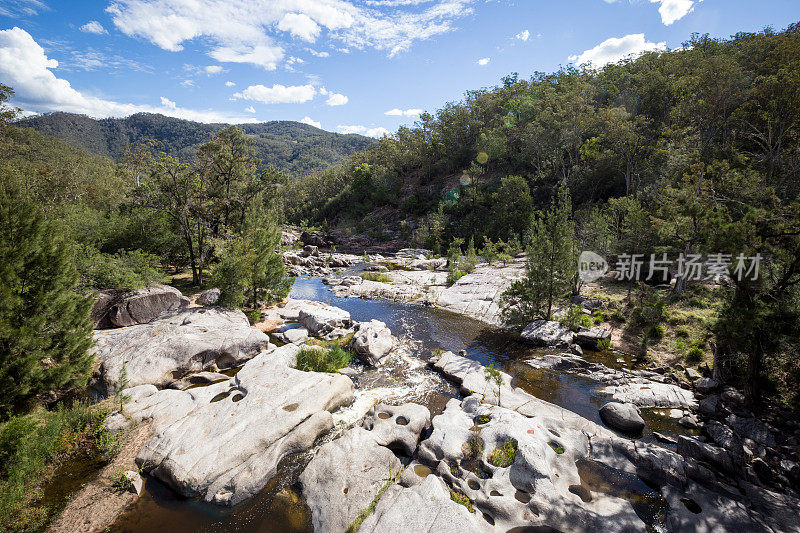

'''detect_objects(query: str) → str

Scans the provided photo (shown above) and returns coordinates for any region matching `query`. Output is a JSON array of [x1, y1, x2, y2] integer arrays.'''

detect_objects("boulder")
[[299, 403, 431, 532], [526, 353, 590, 371], [197, 288, 221, 306], [694, 377, 720, 394], [685, 367, 702, 381], [283, 327, 309, 344], [123, 471, 143, 495], [599, 402, 646, 435], [298, 302, 351, 336], [300, 230, 329, 247], [168, 371, 230, 390], [91, 284, 189, 329], [520, 320, 574, 347], [128, 344, 354, 505], [574, 326, 612, 349], [571, 294, 603, 310], [301, 245, 319, 257], [352, 320, 395, 366], [677, 436, 734, 474], [92, 307, 271, 394], [602, 381, 697, 409]]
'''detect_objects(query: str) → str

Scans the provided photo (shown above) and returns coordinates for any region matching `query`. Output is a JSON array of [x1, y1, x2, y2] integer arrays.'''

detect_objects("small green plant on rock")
[[361, 272, 392, 283], [559, 305, 592, 332], [483, 364, 503, 404], [487, 438, 518, 468], [296, 346, 352, 373], [448, 459, 463, 479], [109, 469, 135, 492], [597, 338, 612, 352], [449, 488, 475, 513]]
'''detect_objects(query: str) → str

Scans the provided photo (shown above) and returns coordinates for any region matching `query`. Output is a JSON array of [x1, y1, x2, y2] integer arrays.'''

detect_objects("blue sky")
[[0, 0, 797, 136]]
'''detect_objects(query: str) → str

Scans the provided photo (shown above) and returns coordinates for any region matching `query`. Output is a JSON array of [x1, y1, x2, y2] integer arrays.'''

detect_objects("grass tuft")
[[487, 438, 518, 468], [361, 272, 392, 283], [296, 345, 353, 373]]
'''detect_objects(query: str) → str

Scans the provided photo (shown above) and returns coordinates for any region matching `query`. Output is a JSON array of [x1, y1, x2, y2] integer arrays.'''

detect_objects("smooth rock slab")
[[353, 320, 395, 366], [603, 381, 698, 410], [91, 284, 189, 329], [600, 402, 646, 435], [129, 344, 354, 506], [520, 320, 575, 347], [92, 307, 270, 394]]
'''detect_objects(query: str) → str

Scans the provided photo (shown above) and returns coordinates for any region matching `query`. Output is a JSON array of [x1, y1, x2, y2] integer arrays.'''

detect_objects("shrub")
[[245, 309, 262, 325], [487, 438, 518, 468], [597, 338, 612, 352], [296, 346, 352, 373], [109, 469, 134, 492], [648, 323, 666, 340], [361, 272, 392, 283], [78, 246, 165, 290], [675, 327, 690, 338], [447, 270, 466, 286], [591, 310, 605, 325], [686, 346, 704, 363], [449, 489, 475, 513], [559, 305, 592, 332]]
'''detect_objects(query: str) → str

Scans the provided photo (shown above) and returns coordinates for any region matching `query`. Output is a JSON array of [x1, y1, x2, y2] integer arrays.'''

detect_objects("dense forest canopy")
[[17, 112, 376, 177]]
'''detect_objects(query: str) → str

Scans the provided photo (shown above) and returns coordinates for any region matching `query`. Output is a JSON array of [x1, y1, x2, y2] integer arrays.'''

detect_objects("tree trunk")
[[745, 331, 763, 408], [672, 242, 691, 295]]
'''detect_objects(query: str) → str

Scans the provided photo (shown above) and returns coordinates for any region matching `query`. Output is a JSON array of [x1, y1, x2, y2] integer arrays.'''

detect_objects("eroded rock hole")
[[467, 479, 480, 490], [568, 484, 592, 502], [680, 497, 701, 514], [514, 490, 532, 504], [283, 403, 299, 412], [395, 416, 409, 425], [378, 412, 391, 420]]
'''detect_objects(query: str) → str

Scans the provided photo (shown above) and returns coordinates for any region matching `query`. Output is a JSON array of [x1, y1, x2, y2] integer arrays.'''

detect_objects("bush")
[[447, 270, 466, 286], [686, 346, 704, 363], [487, 438, 518, 468], [648, 323, 666, 340], [296, 346, 352, 373], [245, 309, 262, 325], [109, 469, 135, 492], [449, 489, 474, 513], [559, 305, 592, 332], [78, 246, 165, 290], [597, 338, 612, 352], [361, 272, 392, 283], [0, 404, 119, 532]]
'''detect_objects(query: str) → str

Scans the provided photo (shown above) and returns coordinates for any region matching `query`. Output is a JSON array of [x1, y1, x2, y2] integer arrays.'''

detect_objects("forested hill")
[[16, 112, 376, 176]]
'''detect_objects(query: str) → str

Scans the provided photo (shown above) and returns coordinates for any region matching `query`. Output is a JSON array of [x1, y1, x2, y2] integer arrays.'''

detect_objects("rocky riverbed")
[[51, 257, 800, 533]]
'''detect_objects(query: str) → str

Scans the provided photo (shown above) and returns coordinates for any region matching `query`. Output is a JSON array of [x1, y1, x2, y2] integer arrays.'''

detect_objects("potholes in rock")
[[548, 441, 565, 454], [680, 497, 702, 514], [514, 490, 532, 504], [343, 487, 349, 494], [490, 490, 503, 497], [568, 484, 592, 503], [232, 393, 244, 402], [378, 412, 391, 420], [467, 479, 481, 490], [283, 403, 299, 412], [414, 465, 431, 478], [482, 512, 495, 525], [211, 391, 232, 403], [395, 416, 409, 426], [474, 415, 492, 426], [507, 527, 565, 533]]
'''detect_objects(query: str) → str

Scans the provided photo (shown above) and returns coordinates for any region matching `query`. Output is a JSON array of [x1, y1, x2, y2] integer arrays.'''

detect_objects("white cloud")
[[325, 92, 348, 106], [0, 0, 48, 17], [336, 124, 390, 138], [80, 21, 108, 35], [0, 27, 257, 123], [245, 105, 256, 113], [477, 57, 490, 66], [515, 29, 529, 42], [278, 12, 321, 42], [300, 116, 322, 129], [225, 80, 236, 87], [569, 33, 666, 66], [649, 0, 699, 25], [385, 108, 421, 117], [307, 48, 330, 58], [204, 65, 224, 75], [105, 0, 475, 67], [233, 83, 317, 104]]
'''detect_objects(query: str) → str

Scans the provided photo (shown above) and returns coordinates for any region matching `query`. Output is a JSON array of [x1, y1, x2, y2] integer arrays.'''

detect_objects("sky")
[[0, 1, 797, 137]]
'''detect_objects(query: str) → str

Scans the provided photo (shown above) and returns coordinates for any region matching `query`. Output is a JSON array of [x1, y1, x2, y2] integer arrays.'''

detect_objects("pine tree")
[[0, 181, 94, 419], [501, 185, 576, 325]]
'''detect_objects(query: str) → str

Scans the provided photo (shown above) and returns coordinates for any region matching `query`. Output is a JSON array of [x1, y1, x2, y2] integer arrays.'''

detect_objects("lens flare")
[[476, 152, 489, 165], [459, 174, 471, 186], [444, 188, 460, 203]]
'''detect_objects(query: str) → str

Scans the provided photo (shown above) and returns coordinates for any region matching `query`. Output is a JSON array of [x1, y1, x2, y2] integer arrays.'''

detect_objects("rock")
[[726, 414, 776, 448], [300, 403, 431, 532], [721, 388, 746, 406], [571, 294, 603, 310], [602, 381, 697, 409], [678, 413, 700, 429], [298, 302, 351, 336], [300, 230, 329, 247], [91, 284, 189, 329], [685, 367, 702, 381], [168, 371, 231, 390], [130, 344, 354, 506], [574, 326, 612, 349], [91, 307, 271, 394], [283, 327, 309, 344], [123, 471, 143, 495], [653, 431, 678, 445], [526, 353, 590, 371], [599, 402, 646, 435], [301, 244, 319, 257], [570, 343, 584, 356], [677, 436, 734, 474], [352, 320, 395, 366], [698, 394, 720, 415], [395, 248, 432, 259], [197, 288, 221, 305], [520, 320, 574, 347], [752, 457, 774, 483], [694, 377, 720, 394]]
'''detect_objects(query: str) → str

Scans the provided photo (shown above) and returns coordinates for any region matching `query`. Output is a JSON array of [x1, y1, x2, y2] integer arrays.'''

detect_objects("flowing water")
[[109, 277, 691, 532]]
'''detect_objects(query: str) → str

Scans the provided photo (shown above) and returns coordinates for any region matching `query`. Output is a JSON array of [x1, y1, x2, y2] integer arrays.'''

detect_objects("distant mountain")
[[17, 112, 377, 176]]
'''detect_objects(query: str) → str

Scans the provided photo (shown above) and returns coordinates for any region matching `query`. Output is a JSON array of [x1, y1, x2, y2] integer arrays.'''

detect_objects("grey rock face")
[[694, 377, 719, 394], [297, 302, 352, 336], [300, 403, 431, 532], [677, 436, 734, 474], [520, 320, 574, 347], [197, 288, 221, 305], [125, 344, 354, 506], [599, 402, 646, 435], [283, 327, 309, 344], [123, 471, 144, 495], [574, 326, 612, 349], [92, 284, 189, 329], [352, 320, 395, 366], [602, 381, 697, 410], [92, 307, 271, 394]]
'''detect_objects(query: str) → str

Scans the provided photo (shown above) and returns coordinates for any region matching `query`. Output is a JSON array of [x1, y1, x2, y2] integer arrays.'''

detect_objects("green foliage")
[[502, 185, 576, 325], [631, 286, 666, 328], [483, 364, 503, 403], [480, 236, 498, 264], [559, 305, 592, 332], [648, 323, 666, 340], [449, 489, 475, 513], [487, 438, 518, 468], [361, 272, 392, 283], [109, 469, 135, 492], [597, 338, 613, 352], [447, 270, 466, 286], [0, 183, 95, 419], [0, 404, 119, 532], [245, 309, 262, 325], [686, 346, 705, 364], [448, 459, 463, 479], [296, 346, 353, 373], [77, 246, 165, 290]]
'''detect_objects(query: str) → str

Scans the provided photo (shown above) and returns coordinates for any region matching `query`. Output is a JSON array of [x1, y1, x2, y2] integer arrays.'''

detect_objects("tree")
[[212, 195, 292, 309], [489, 175, 533, 241], [0, 182, 94, 419], [0, 85, 19, 127], [501, 185, 576, 324]]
